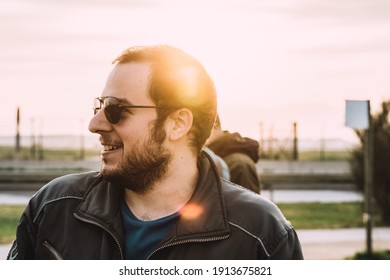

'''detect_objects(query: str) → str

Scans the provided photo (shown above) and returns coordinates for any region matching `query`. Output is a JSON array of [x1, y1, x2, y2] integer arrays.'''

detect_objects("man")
[[207, 116, 261, 193], [8, 45, 303, 259]]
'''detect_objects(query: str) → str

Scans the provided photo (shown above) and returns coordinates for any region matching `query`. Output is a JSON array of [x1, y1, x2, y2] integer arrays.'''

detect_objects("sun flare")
[[180, 203, 204, 220]]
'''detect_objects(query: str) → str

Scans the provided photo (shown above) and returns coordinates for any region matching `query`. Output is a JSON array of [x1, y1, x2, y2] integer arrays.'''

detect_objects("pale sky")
[[1, 0, 390, 146]]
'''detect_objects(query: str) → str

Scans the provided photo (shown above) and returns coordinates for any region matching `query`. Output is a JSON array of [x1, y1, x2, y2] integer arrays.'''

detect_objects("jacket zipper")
[[43, 240, 64, 260], [73, 212, 124, 259], [148, 235, 230, 259]]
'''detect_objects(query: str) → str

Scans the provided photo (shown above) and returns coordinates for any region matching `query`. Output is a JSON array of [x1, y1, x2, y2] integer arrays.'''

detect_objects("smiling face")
[[88, 62, 172, 193]]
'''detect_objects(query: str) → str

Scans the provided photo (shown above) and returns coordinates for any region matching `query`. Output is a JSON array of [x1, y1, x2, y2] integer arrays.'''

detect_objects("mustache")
[[99, 136, 123, 146]]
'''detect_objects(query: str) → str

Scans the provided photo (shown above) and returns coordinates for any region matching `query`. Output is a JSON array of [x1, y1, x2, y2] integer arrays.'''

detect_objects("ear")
[[167, 109, 193, 141]]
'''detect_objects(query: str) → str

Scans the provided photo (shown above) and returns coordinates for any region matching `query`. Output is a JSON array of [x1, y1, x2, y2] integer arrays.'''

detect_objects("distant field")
[[298, 150, 352, 161], [260, 150, 352, 161], [0, 146, 99, 161], [1, 145, 352, 161]]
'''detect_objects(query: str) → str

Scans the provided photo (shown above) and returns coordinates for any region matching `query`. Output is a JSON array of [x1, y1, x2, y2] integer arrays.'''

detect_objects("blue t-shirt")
[[120, 200, 179, 259]]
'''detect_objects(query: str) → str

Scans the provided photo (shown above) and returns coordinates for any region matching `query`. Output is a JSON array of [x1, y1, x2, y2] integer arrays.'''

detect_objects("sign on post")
[[345, 100, 369, 129], [345, 99, 373, 257]]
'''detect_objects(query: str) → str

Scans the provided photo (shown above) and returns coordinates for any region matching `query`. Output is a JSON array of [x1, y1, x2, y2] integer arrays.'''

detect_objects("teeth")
[[103, 145, 120, 151]]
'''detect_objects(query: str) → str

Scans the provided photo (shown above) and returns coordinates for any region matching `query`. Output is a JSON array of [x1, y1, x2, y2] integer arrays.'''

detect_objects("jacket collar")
[[76, 175, 124, 243], [164, 151, 230, 242], [76, 150, 230, 244]]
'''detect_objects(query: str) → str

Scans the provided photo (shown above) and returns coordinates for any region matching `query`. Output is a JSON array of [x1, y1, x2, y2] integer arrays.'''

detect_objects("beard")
[[101, 124, 172, 194]]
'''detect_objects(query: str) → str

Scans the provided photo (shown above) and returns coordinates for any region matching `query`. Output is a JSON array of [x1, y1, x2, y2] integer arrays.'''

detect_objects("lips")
[[99, 136, 123, 153]]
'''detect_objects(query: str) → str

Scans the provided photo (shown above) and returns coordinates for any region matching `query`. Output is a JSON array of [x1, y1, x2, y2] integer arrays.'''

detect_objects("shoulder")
[[28, 171, 102, 215], [38, 171, 101, 198], [220, 178, 293, 248], [221, 178, 285, 221]]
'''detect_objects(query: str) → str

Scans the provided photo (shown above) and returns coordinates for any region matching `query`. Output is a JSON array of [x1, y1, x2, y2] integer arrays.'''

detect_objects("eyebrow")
[[107, 96, 134, 106], [105, 96, 158, 108]]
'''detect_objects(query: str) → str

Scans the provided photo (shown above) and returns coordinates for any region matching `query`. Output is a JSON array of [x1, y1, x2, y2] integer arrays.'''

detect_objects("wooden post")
[[259, 122, 264, 158], [292, 122, 298, 161], [15, 107, 21, 158]]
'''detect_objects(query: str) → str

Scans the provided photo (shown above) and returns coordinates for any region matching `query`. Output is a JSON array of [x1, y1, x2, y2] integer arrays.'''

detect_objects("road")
[[298, 227, 390, 259]]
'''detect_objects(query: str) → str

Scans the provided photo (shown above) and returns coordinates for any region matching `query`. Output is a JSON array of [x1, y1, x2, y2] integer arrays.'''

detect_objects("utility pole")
[[15, 107, 21, 159], [292, 122, 298, 161], [259, 122, 264, 158]]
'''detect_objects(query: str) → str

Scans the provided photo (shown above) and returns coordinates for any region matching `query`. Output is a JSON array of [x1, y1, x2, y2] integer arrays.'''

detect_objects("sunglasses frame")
[[93, 96, 166, 124]]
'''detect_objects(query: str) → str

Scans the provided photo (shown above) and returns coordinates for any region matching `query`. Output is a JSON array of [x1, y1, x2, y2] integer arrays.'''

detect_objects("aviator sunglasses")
[[93, 96, 165, 124]]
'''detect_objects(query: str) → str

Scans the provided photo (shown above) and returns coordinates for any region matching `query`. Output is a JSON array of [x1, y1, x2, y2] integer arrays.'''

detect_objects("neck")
[[123, 152, 199, 221]]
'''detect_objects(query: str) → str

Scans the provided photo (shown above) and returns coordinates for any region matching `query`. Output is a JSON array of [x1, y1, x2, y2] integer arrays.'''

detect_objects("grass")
[[348, 250, 390, 260], [0, 205, 25, 244], [277, 201, 382, 229]]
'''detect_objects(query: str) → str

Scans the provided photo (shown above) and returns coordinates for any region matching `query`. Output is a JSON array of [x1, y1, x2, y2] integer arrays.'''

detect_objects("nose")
[[88, 108, 112, 134]]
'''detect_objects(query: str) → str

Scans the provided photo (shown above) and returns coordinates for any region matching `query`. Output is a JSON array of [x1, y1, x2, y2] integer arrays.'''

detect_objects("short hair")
[[113, 45, 217, 154]]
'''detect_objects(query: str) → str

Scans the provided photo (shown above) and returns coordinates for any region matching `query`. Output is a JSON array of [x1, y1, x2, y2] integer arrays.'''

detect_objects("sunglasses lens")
[[104, 97, 122, 124], [93, 98, 102, 115]]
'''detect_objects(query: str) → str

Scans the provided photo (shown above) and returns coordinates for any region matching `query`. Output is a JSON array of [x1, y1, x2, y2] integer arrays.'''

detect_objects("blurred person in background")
[[207, 115, 261, 193]]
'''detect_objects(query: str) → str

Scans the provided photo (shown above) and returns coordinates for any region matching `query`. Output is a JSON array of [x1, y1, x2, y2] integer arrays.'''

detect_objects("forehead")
[[103, 62, 152, 103]]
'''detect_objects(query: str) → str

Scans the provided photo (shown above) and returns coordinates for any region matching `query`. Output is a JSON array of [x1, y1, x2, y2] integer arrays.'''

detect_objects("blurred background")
[[1, 0, 390, 260], [2, 0, 390, 150]]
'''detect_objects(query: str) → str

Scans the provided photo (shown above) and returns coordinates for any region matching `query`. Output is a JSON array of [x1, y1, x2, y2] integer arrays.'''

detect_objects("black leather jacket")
[[7, 152, 303, 260]]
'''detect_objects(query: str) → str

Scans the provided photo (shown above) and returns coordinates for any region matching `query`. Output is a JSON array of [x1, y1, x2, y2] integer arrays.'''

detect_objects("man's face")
[[88, 62, 172, 193]]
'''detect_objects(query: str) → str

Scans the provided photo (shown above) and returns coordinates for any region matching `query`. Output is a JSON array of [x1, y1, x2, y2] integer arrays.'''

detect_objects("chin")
[[100, 160, 118, 174]]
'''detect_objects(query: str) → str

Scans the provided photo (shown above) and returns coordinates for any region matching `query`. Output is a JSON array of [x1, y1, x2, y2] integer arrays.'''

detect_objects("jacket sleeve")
[[7, 203, 37, 260], [268, 228, 304, 260]]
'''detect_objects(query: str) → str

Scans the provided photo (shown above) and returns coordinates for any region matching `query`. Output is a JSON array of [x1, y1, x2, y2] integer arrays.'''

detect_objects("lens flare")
[[180, 203, 204, 220], [176, 67, 205, 107]]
